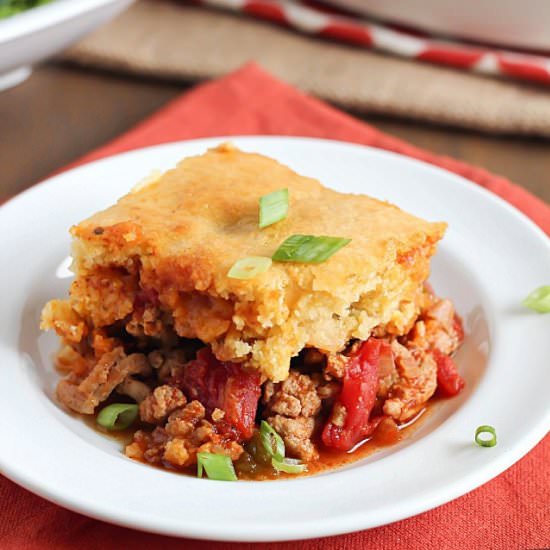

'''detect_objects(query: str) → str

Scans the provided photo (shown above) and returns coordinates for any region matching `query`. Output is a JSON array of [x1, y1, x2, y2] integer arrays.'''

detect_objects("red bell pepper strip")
[[432, 349, 465, 397]]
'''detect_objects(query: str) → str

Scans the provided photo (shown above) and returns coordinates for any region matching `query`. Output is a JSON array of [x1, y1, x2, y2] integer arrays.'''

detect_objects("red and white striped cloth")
[[193, 0, 550, 84]]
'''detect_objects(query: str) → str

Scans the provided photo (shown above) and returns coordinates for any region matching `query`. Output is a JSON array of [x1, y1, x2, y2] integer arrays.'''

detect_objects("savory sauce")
[[85, 402, 433, 481], [237, 407, 429, 481]]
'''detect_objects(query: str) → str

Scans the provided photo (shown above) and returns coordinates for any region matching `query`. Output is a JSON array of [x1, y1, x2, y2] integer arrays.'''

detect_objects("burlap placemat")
[[62, 0, 550, 137]]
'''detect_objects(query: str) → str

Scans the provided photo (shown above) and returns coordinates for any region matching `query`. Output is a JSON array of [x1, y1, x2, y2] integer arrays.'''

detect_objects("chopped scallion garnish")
[[522, 285, 550, 313], [227, 256, 272, 279], [197, 452, 238, 481], [97, 403, 138, 431], [260, 420, 285, 461], [259, 421, 305, 475], [259, 188, 289, 228], [475, 425, 497, 447], [272, 457, 307, 474], [272, 234, 351, 264]]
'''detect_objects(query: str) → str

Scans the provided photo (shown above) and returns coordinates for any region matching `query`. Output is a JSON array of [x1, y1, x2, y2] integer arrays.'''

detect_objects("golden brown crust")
[[42, 144, 446, 381]]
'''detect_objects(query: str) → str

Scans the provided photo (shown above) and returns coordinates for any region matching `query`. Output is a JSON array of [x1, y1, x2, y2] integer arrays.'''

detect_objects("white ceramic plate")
[[329, 0, 550, 51], [1, 137, 548, 542]]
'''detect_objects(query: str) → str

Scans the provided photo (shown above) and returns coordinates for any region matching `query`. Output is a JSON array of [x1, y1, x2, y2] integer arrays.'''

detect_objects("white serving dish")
[[330, 0, 550, 51], [0, 136, 548, 541], [0, 0, 133, 91]]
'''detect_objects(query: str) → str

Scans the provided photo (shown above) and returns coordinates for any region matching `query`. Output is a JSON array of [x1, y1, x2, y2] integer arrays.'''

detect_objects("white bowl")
[[0, 0, 133, 91], [330, 0, 550, 51]]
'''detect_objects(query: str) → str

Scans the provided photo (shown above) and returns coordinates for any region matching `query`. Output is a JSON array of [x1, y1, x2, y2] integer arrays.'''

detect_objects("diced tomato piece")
[[452, 313, 465, 345], [322, 339, 392, 451], [172, 347, 261, 439], [432, 349, 465, 397]]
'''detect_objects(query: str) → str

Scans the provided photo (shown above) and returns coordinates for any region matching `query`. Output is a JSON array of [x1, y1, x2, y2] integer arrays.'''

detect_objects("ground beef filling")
[[54, 290, 464, 474]]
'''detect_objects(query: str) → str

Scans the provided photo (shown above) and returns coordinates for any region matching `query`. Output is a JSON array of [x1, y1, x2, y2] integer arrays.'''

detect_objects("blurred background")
[[1, 0, 549, 203]]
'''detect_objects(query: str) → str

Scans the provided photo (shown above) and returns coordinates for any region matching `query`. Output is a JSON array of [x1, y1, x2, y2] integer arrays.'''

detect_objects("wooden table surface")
[[1, 63, 549, 204]]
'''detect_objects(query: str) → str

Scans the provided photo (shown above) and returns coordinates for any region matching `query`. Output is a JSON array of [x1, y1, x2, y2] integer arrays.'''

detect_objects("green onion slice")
[[196, 452, 238, 481], [522, 285, 550, 313], [97, 403, 138, 431], [272, 234, 351, 264], [227, 256, 272, 279], [260, 420, 285, 461], [272, 457, 307, 474], [259, 188, 289, 228], [475, 425, 497, 447]]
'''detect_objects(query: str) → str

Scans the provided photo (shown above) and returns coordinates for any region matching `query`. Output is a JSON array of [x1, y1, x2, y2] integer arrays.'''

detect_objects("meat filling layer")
[[44, 286, 464, 476]]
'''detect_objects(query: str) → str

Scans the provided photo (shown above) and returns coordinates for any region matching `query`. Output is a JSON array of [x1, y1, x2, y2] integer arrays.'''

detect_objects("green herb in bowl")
[[0, 0, 55, 20]]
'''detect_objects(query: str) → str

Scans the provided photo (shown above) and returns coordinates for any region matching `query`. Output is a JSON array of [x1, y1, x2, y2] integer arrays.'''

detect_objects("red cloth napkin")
[[1, 64, 548, 550]]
